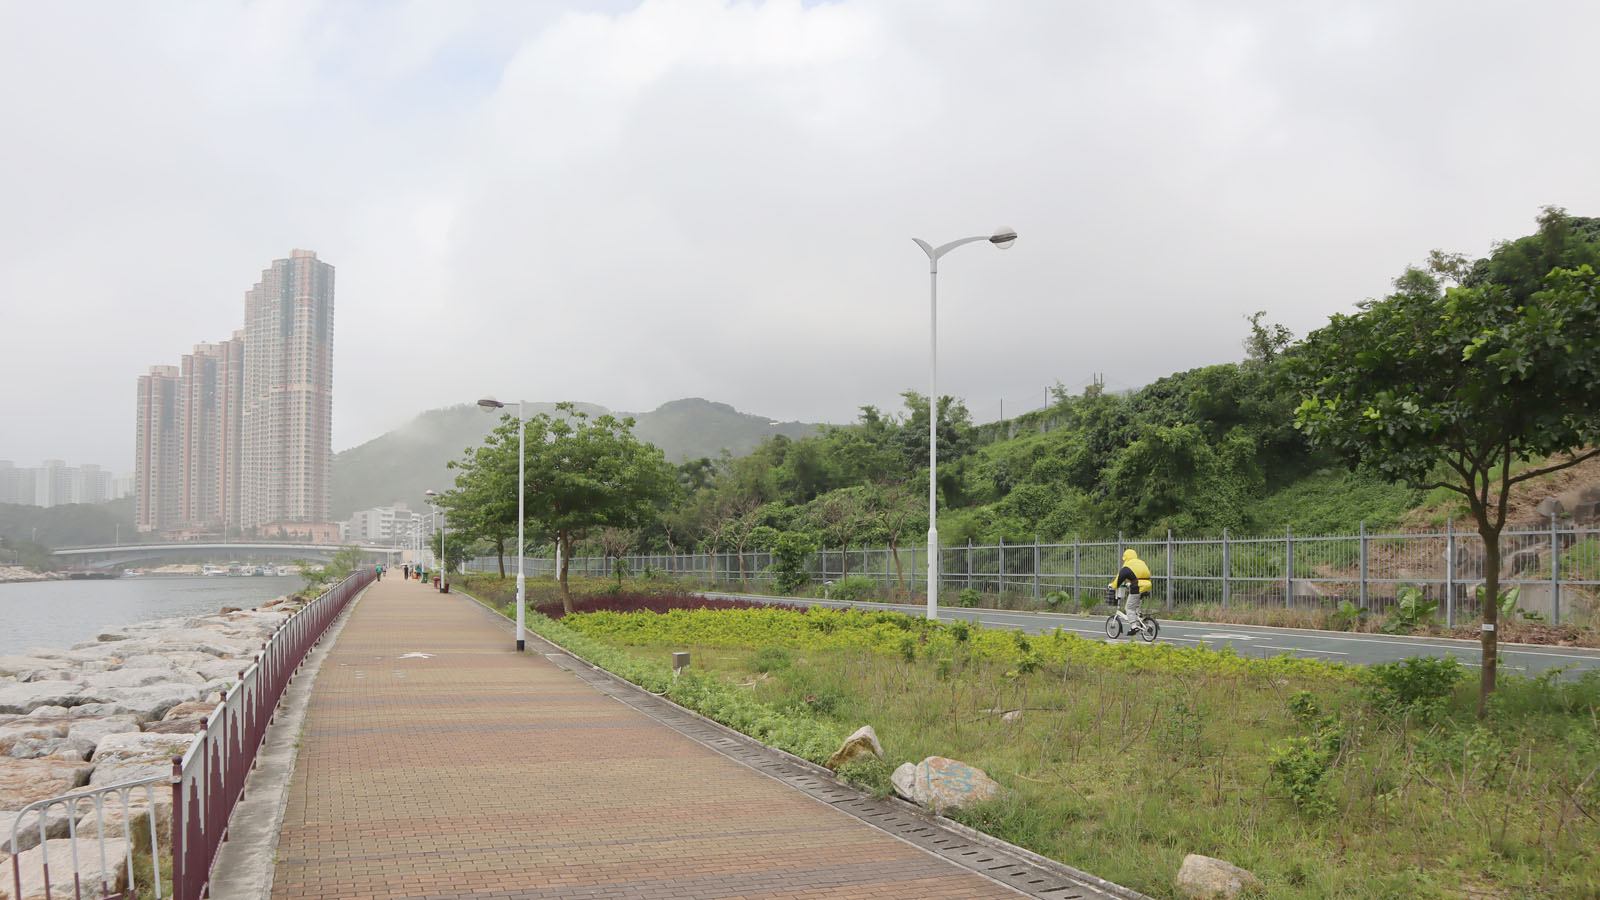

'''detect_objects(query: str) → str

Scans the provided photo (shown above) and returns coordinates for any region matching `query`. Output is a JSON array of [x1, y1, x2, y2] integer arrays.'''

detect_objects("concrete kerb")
[[452, 587, 1154, 900], [206, 581, 373, 900]]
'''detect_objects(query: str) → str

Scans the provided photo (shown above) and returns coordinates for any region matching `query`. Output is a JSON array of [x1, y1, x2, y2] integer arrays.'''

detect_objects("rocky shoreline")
[[1, 593, 305, 898]]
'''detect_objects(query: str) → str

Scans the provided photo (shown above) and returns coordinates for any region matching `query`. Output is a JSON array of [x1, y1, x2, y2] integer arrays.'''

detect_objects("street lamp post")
[[479, 397, 526, 652], [425, 490, 444, 588], [911, 227, 1017, 621]]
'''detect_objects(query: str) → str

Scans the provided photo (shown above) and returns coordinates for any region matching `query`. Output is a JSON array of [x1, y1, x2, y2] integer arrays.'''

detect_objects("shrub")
[[1380, 585, 1438, 633], [531, 591, 802, 620], [750, 647, 793, 673], [1364, 655, 1465, 710], [831, 575, 879, 603], [958, 588, 982, 608], [1329, 599, 1369, 632], [1043, 590, 1072, 612], [768, 531, 816, 594]]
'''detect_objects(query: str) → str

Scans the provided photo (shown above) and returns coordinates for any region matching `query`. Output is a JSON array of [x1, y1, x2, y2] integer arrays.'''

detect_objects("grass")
[[533, 603, 1600, 900]]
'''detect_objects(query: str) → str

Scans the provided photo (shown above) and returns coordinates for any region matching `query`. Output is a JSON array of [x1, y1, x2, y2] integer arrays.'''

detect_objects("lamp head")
[[477, 396, 505, 411], [424, 489, 438, 498], [989, 227, 1018, 249]]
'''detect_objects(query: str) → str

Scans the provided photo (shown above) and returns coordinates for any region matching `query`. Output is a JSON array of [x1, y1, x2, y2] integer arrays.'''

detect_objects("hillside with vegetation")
[[432, 210, 1600, 588], [332, 398, 818, 517]]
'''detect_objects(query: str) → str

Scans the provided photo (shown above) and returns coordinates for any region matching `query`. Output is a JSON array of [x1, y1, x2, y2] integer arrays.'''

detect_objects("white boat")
[[202, 565, 227, 577]]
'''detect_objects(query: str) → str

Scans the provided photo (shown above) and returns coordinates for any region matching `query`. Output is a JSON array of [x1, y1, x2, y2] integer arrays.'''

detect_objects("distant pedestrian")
[[403, 563, 411, 579]]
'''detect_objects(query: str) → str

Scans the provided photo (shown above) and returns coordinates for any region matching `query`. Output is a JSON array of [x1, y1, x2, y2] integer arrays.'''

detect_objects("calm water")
[[0, 576, 301, 656]]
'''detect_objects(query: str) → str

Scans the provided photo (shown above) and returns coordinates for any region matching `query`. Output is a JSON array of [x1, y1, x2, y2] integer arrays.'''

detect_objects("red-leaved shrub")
[[533, 592, 806, 620]]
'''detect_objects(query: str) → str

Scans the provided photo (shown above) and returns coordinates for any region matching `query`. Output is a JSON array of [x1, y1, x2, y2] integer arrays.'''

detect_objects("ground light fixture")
[[911, 227, 1017, 621], [477, 396, 527, 652]]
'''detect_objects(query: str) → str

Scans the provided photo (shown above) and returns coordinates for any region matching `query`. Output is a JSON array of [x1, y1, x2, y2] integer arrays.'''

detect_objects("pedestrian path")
[[269, 575, 1028, 900]]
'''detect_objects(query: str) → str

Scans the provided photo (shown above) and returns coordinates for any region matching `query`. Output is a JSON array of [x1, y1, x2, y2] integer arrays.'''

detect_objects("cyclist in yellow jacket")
[[1109, 548, 1153, 622]]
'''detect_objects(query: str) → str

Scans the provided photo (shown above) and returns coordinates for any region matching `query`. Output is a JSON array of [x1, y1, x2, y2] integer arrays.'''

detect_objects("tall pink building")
[[134, 250, 334, 535], [240, 249, 336, 530]]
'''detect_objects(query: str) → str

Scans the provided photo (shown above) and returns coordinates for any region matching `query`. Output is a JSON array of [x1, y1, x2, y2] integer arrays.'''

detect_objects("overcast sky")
[[3, 0, 1596, 472]]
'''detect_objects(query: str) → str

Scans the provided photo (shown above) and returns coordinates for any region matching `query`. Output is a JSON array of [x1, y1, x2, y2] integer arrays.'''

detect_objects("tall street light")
[[911, 227, 1017, 621], [424, 489, 444, 588], [478, 397, 526, 652]]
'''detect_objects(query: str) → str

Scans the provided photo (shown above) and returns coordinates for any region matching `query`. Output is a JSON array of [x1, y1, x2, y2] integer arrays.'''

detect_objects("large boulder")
[[824, 725, 884, 771], [890, 757, 1001, 813], [6, 738, 84, 761], [0, 657, 75, 681], [83, 669, 201, 692], [64, 716, 140, 760], [0, 724, 64, 755], [0, 758, 93, 810], [73, 684, 200, 723], [88, 732, 196, 787], [2, 836, 130, 900], [1175, 854, 1264, 899], [0, 682, 86, 715], [191, 658, 250, 683]]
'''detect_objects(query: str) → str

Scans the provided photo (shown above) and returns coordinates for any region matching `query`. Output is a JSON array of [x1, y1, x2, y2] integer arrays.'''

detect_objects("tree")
[[520, 404, 680, 613], [864, 482, 924, 594], [440, 416, 522, 578], [807, 488, 873, 578], [1289, 261, 1600, 714]]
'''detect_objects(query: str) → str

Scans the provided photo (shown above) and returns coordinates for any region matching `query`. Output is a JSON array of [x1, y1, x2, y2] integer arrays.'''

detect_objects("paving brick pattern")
[[271, 577, 1025, 900]]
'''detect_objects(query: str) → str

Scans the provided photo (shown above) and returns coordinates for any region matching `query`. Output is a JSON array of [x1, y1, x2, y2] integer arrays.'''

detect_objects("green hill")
[[331, 398, 818, 518]]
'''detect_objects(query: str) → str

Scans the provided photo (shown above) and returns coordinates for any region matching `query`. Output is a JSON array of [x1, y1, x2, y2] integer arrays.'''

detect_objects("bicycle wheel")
[[1139, 616, 1160, 643], [1104, 615, 1123, 639]]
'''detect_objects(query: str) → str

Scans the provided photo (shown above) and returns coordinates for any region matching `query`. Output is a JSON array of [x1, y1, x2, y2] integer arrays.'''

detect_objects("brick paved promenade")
[[270, 575, 1026, 900]]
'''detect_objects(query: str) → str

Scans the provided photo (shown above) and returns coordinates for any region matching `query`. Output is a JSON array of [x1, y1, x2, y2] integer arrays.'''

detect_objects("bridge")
[[52, 542, 404, 568]]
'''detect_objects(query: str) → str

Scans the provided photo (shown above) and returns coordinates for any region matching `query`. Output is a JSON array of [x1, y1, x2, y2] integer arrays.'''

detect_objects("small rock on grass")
[[824, 725, 884, 771], [1175, 854, 1264, 899]]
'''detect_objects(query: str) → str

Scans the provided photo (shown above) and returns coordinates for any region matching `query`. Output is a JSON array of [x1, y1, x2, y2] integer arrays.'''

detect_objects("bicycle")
[[1103, 588, 1160, 642]]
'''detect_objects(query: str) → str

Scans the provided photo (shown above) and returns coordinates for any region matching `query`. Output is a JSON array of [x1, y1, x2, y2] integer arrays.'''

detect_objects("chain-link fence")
[[467, 518, 1600, 627]]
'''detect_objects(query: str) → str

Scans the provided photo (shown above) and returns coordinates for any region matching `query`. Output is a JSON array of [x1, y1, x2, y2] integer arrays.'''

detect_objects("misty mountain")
[[331, 398, 819, 518]]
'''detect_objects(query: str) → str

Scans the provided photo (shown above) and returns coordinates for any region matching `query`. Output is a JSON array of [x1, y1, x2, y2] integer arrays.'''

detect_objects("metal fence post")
[[998, 537, 1006, 596], [1222, 527, 1230, 609], [1358, 521, 1367, 609], [1166, 529, 1174, 611], [1033, 534, 1041, 601], [1445, 518, 1455, 628], [966, 539, 973, 591], [1285, 525, 1293, 609], [1551, 513, 1561, 625], [1073, 533, 1080, 601], [910, 544, 917, 595]]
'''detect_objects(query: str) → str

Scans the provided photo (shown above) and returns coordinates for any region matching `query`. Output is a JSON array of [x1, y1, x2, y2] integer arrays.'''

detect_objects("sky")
[[3, 0, 1597, 473]]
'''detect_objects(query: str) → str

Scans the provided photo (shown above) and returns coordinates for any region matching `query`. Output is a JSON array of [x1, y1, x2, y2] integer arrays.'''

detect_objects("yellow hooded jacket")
[[1109, 548, 1153, 594]]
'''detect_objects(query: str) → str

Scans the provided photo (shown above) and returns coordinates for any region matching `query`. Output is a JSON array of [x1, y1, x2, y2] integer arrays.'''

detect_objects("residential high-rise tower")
[[240, 249, 336, 530]]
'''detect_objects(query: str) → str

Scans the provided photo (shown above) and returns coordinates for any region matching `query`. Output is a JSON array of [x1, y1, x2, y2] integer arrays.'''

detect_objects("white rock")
[[88, 732, 197, 787], [65, 717, 140, 760], [191, 658, 250, 682], [1175, 854, 1265, 899], [0, 657, 73, 679], [83, 670, 191, 691], [890, 757, 1002, 813], [73, 684, 200, 723], [25, 707, 70, 719], [3, 835, 130, 899], [824, 725, 885, 770], [0, 682, 86, 715], [6, 738, 84, 761], [0, 724, 64, 754]]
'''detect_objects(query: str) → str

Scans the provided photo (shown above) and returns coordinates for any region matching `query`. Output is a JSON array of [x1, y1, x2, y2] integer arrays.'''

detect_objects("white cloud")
[[2, 0, 1597, 472]]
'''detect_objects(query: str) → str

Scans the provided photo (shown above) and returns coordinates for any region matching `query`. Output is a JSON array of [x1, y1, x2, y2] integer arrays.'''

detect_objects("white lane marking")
[[398, 652, 434, 659], [1262, 645, 1348, 655], [1196, 632, 1258, 641]]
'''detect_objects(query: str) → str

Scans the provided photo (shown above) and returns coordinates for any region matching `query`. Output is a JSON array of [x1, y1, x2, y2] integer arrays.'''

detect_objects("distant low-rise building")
[[343, 505, 420, 544]]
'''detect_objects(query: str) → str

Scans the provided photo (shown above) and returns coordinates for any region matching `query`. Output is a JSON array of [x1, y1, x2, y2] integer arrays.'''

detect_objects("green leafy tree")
[[767, 531, 816, 594], [807, 487, 873, 578], [440, 416, 524, 578], [1290, 257, 1600, 713], [521, 404, 681, 612]]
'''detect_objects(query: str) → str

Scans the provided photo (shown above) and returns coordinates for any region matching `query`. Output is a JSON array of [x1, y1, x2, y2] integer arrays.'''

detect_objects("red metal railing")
[[170, 568, 374, 900]]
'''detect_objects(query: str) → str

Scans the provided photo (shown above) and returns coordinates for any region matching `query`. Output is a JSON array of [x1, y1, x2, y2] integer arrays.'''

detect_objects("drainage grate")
[[462, 596, 1151, 900]]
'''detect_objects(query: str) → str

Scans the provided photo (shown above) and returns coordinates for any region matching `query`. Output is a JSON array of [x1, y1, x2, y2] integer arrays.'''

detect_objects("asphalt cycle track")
[[709, 593, 1600, 678]]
